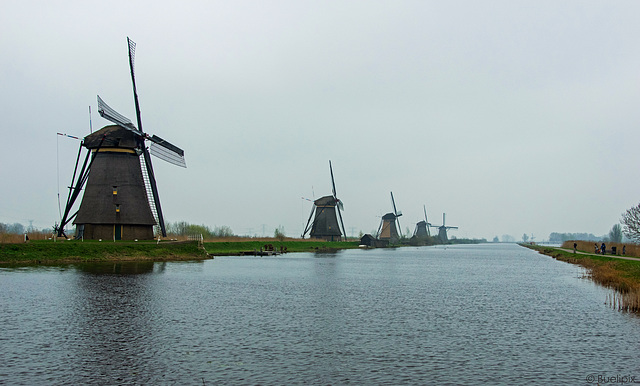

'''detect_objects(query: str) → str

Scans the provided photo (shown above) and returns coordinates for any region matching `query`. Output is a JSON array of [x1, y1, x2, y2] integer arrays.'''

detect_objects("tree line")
[[165, 221, 234, 238]]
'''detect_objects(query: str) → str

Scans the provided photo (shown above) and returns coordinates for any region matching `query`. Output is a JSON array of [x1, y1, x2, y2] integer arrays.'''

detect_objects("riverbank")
[[0, 239, 361, 265], [0, 240, 210, 265], [524, 243, 640, 312]]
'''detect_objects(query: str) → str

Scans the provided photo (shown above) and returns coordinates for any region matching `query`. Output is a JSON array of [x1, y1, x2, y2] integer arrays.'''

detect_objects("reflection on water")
[[73, 261, 157, 274], [1, 244, 640, 384]]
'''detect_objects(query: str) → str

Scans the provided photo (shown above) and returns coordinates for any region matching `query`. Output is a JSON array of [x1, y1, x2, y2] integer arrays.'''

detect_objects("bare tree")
[[621, 204, 640, 241], [609, 224, 623, 243]]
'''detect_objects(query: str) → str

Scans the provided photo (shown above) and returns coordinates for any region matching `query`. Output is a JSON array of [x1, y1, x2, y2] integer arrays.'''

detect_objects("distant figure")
[[601, 243, 606, 255], [623, 245, 626, 255], [573, 243, 577, 253], [595, 243, 599, 253], [24, 233, 29, 243]]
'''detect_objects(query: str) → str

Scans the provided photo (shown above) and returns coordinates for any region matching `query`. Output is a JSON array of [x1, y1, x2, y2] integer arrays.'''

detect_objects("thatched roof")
[[83, 125, 140, 150], [314, 195, 337, 206]]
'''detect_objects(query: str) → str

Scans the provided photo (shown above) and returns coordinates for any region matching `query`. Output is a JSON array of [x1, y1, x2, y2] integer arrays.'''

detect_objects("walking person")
[[601, 242, 606, 255], [573, 242, 577, 253]]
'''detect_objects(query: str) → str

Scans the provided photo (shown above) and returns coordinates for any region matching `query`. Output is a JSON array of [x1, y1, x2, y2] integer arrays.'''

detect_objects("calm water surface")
[[1, 244, 639, 384]]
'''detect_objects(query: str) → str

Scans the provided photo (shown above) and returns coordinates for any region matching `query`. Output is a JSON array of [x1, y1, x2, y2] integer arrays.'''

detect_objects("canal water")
[[1, 244, 639, 384]]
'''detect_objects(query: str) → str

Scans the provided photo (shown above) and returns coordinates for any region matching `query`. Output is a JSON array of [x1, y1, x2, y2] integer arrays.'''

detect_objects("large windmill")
[[301, 161, 347, 241], [57, 37, 186, 240], [377, 192, 403, 243], [413, 205, 431, 239], [430, 213, 458, 242]]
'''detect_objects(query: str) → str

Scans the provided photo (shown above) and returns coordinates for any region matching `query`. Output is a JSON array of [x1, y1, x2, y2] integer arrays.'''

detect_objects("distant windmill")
[[57, 37, 186, 240], [301, 161, 347, 241], [430, 213, 458, 242], [413, 205, 431, 239], [377, 192, 403, 243]]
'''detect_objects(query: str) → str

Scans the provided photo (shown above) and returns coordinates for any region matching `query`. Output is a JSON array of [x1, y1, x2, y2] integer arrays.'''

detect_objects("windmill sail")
[[329, 160, 347, 238], [149, 135, 186, 167], [97, 96, 138, 132], [391, 192, 402, 238]]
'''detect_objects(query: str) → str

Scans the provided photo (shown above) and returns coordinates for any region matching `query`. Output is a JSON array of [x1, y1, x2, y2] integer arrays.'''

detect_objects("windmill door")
[[114, 225, 122, 240]]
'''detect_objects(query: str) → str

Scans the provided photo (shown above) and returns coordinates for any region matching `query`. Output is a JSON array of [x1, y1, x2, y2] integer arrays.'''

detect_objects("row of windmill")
[[56, 38, 457, 243], [301, 161, 458, 245]]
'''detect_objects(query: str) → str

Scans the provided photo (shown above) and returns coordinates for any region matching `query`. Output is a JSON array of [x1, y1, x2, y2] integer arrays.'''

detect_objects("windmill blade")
[[97, 95, 139, 133], [423, 205, 430, 236], [149, 135, 187, 168], [126, 37, 166, 237], [127, 37, 145, 135], [141, 147, 167, 237], [390, 192, 402, 238], [329, 160, 337, 198], [391, 192, 398, 216], [376, 218, 384, 238], [301, 205, 316, 238], [336, 204, 347, 240], [128, 37, 137, 76], [328, 160, 347, 239], [329, 160, 344, 210]]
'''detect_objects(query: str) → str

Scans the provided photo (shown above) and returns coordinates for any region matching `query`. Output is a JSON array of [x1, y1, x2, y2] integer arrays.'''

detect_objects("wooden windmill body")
[[73, 125, 156, 240], [308, 195, 343, 241], [377, 192, 403, 243], [413, 205, 431, 240], [378, 212, 401, 243]]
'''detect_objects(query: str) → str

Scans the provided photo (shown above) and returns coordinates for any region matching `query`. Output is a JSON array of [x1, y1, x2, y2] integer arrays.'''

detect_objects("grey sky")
[[2, 1, 640, 240]]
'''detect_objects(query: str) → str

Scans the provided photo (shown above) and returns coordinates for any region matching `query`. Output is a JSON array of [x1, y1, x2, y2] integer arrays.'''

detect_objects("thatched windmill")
[[301, 161, 347, 241], [413, 205, 431, 239], [57, 38, 186, 240], [377, 192, 402, 243]]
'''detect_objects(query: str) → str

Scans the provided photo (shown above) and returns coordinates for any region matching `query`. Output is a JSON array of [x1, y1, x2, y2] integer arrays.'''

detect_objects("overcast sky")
[[2, 1, 640, 241]]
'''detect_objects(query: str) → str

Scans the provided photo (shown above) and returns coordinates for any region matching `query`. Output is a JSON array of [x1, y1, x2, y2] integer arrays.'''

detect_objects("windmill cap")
[[83, 125, 139, 149], [314, 195, 338, 206]]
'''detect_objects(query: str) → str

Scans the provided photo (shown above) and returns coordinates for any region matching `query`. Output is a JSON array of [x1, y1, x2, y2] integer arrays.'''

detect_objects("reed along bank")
[[525, 242, 640, 312]]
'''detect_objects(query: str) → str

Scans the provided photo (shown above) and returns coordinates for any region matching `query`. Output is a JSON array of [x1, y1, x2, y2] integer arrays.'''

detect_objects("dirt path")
[[556, 247, 640, 262]]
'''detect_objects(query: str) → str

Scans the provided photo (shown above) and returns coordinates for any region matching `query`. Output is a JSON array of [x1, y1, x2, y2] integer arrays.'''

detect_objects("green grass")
[[0, 240, 209, 264], [203, 240, 360, 255], [0, 239, 360, 264]]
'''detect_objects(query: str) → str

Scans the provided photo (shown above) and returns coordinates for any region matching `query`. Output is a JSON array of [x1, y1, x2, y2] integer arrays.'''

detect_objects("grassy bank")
[[525, 243, 640, 312], [0, 239, 361, 265], [0, 240, 209, 265], [203, 240, 360, 255]]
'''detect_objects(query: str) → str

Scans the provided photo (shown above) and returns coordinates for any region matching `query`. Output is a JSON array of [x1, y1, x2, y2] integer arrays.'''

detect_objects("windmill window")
[[115, 204, 120, 213], [113, 186, 118, 195]]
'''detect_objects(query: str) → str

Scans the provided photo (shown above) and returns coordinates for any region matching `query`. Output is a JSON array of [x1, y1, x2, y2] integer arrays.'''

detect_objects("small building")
[[360, 234, 389, 248]]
